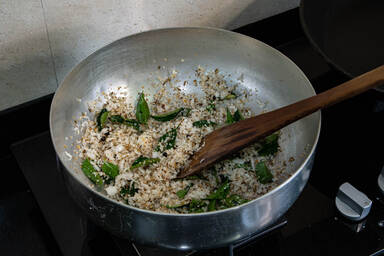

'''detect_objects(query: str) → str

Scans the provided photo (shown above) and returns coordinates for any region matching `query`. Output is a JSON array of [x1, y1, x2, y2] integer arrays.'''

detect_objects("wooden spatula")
[[177, 65, 384, 178]]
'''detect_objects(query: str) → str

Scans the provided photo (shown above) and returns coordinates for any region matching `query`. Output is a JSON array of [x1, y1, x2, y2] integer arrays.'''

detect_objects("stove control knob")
[[377, 166, 384, 194], [335, 182, 372, 221]]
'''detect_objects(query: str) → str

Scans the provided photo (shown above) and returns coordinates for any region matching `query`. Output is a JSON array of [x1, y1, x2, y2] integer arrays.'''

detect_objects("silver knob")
[[377, 166, 384, 194], [335, 182, 372, 221]]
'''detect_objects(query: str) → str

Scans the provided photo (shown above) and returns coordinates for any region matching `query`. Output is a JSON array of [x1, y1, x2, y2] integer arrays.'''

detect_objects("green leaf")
[[101, 162, 119, 179], [120, 181, 139, 197], [206, 179, 230, 200], [233, 110, 244, 122], [258, 133, 279, 156], [136, 92, 150, 124], [224, 194, 248, 207], [181, 108, 192, 117], [226, 108, 234, 124], [156, 128, 177, 152], [124, 119, 141, 132], [167, 199, 209, 213], [172, 173, 208, 182], [165, 203, 190, 209], [130, 156, 160, 170], [81, 159, 103, 186], [109, 115, 125, 123], [210, 167, 220, 184], [151, 108, 184, 122], [234, 161, 252, 171], [109, 115, 141, 131], [186, 174, 208, 181], [255, 161, 273, 184], [208, 200, 216, 211], [129, 182, 138, 196], [188, 199, 207, 213], [226, 108, 243, 124], [97, 108, 109, 131], [192, 120, 217, 128], [176, 184, 193, 199], [224, 92, 237, 100], [206, 101, 216, 113]]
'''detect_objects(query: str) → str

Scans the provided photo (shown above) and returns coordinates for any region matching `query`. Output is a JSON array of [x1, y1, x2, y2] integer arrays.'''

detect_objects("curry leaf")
[[234, 161, 252, 171], [101, 162, 119, 179], [166, 199, 207, 213], [130, 156, 160, 170], [206, 179, 230, 200], [255, 161, 273, 184], [120, 181, 139, 197], [233, 110, 244, 122], [186, 174, 208, 181], [226, 108, 243, 124], [208, 200, 216, 211], [165, 203, 190, 209], [224, 194, 248, 207], [188, 199, 207, 213], [151, 108, 184, 122], [206, 101, 216, 113], [109, 115, 141, 131], [124, 119, 141, 132], [258, 133, 279, 156], [81, 159, 103, 186], [97, 108, 109, 131], [224, 92, 237, 100], [210, 167, 220, 184], [173, 174, 208, 181], [181, 108, 192, 117], [192, 120, 217, 128], [226, 108, 234, 124], [156, 128, 177, 152], [109, 115, 125, 123], [136, 92, 150, 124], [176, 184, 194, 199]]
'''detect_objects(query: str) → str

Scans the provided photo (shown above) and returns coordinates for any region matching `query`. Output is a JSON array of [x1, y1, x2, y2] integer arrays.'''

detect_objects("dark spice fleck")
[[100, 136, 106, 142], [162, 77, 171, 85], [162, 152, 168, 157]]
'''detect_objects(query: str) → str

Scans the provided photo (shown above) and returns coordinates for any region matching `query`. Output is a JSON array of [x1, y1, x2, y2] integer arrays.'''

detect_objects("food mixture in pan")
[[73, 67, 291, 213]]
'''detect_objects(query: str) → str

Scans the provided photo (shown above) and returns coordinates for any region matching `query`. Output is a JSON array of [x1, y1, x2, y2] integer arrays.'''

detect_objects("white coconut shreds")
[[74, 67, 291, 214]]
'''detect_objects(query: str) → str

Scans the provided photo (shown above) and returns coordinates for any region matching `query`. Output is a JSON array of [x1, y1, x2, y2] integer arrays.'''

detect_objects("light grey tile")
[[42, 0, 298, 84], [42, 0, 147, 83], [0, 0, 57, 111]]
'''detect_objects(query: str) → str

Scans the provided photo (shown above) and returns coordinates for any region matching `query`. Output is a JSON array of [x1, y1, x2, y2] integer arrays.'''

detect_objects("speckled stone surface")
[[0, 0, 299, 111], [0, 0, 57, 111]]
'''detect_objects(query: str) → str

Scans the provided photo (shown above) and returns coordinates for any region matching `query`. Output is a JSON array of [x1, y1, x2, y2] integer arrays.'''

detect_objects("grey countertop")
[[0, 0, 298, 111]]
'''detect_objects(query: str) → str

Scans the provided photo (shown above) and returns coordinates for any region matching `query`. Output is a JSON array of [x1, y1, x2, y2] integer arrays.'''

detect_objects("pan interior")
[[50, 28, 320, 209]]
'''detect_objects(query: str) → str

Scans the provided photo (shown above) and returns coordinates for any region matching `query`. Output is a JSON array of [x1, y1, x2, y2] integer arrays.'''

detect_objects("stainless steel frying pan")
[[50, 27, 320, 250]]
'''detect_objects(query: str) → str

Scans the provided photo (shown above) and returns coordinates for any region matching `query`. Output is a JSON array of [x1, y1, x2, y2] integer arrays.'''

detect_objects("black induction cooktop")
[[2, 7, 384, 256]]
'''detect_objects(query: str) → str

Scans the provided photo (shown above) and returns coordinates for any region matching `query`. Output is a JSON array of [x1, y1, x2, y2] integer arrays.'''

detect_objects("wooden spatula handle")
[[178, 65, 384, 178], [243, 64, 384, 139]]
